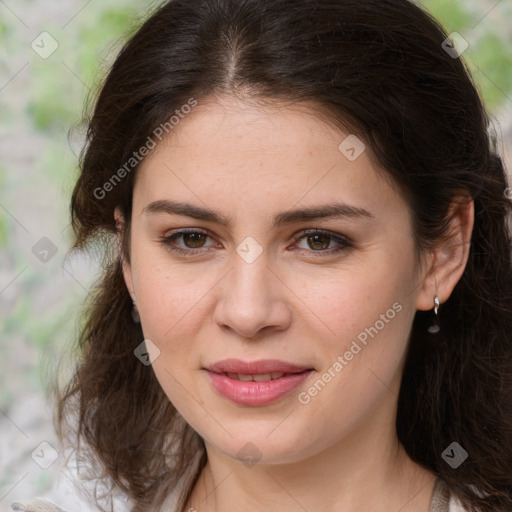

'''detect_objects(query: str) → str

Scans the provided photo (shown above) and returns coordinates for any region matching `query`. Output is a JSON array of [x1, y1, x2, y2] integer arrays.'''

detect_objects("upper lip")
[[206, 359, 312, 375]]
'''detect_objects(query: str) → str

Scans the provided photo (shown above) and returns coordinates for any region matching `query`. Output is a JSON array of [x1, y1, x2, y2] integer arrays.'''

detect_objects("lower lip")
[[206, 370, 313, 406]]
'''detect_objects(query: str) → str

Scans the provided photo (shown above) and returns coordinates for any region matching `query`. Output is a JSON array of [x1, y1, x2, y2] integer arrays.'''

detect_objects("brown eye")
[[306, 234, 331, 250], [160, 229, 216, 255], [294, 229, 353, 255], [182, 232, 208, 248]]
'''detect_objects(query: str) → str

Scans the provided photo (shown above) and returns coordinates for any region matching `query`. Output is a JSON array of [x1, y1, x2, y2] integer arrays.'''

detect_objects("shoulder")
[[9, 495, 101, 512], [8, 451, 130, 512], [10, 498, 69, 511], [10, 447, 204, 512], [9, 487, 130, 512], [3, 495, 477, 512], [449, 495, 468, 512], [447, 485, 512, 512]]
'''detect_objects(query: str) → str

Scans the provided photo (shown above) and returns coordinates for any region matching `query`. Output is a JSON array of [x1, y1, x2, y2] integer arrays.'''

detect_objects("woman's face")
[[120, 95, 429, 465]]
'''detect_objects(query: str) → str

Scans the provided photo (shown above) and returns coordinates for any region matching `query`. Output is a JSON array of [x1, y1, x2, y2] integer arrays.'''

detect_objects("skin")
[[115, 94, 474, 512]]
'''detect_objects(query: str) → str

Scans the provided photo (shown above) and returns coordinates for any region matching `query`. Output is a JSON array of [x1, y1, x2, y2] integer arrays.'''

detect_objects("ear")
[[415, 195, 474, 312], [114, 206, 136, 303]]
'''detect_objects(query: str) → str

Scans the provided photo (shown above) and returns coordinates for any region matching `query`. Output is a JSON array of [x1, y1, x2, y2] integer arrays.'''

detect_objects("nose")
[[213, 251, 292, 339]]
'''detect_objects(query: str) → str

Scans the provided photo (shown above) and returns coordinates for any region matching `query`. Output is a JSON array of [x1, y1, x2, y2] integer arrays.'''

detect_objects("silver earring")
[[428, 295, 440, 334]]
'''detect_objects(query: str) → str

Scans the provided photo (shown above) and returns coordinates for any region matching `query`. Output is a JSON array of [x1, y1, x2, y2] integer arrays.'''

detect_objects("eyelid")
[[160, 227, 353, 257], [291, 228, 353, 253], [161, 227, 218, 252], [292, 227, 352, 242]]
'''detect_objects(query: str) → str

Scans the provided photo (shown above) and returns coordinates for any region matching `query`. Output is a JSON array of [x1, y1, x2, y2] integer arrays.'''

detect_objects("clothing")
[[430, 478, 458, 512], [9, 469, 469, 512]]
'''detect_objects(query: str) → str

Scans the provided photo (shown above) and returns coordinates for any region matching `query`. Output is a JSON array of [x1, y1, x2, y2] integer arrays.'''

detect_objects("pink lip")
[[204, 359, 314, 406], [206, 358, 310, 374]]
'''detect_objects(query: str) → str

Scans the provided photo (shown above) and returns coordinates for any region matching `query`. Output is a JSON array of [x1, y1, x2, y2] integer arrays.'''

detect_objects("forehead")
[[148, 95, 347, 160], [133, 94, 404, 222]]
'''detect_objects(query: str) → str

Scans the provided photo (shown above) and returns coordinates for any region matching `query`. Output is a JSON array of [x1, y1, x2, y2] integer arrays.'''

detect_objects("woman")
[[12, 0, 512, 511]]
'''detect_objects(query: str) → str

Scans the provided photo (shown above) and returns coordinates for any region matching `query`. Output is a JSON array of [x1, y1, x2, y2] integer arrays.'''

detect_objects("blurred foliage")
[[0, 17, 10, 249], [420, 0, 474, 27], [0, 15, 8, 38], [28, 3, 144, 131], [1, 4, 151, 414], [420, 0, 512, 111], [24, 0, 512, 135], [0, 168, 7, 247]]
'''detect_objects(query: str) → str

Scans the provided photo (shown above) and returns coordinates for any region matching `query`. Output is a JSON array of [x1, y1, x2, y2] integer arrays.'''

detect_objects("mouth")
[[204, 359, 314, 406], [221, 371, 291, 381], [205, 358, 312, 375]]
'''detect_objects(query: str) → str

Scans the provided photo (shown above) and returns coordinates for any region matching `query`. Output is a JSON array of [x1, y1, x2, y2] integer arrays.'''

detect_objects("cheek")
[[298, 255, 417, 402], [295, 256, 413, 338], [294, 273, 414, 439], [138, 282, 211, 355], [130, 245, 215, 341]]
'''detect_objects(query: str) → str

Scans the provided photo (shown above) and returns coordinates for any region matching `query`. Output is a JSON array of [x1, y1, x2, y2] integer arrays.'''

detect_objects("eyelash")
[[159, 228, 353, 257]]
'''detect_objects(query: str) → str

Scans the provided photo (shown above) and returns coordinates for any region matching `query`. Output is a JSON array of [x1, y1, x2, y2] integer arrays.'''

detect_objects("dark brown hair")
[[57, 0, 512, 510]]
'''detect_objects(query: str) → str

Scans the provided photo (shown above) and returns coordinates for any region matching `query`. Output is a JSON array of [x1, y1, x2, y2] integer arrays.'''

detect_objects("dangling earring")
[[131, 299, 140, 323], [427, 295, 440, 334]]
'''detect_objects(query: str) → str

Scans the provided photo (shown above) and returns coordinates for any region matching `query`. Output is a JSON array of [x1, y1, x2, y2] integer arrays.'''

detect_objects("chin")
[[200, 425, 325, 467]]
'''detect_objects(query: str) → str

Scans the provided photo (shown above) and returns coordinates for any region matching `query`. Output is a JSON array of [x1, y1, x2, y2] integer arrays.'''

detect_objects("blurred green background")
[[0, 0, 511, 508]]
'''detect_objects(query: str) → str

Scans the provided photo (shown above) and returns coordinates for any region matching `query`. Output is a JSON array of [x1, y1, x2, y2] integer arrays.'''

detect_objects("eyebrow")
[[142, 199, 374, 229]]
